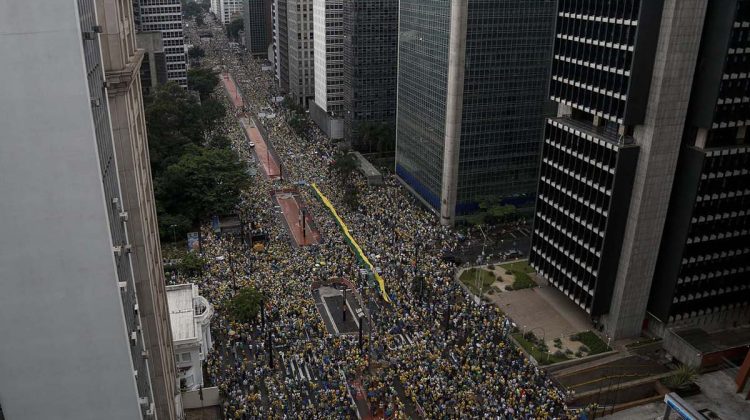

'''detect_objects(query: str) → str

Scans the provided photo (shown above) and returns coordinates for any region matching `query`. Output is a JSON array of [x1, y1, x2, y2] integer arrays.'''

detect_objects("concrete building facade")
[[133, 0, 187, 87], [273, 0, 290, 93], [218, 0, 243, 25], [342, 0, 399, 150], [0, 0, 179, 418], [529, 0, 728, 339], [98, 1, 182, 418], [287, 0, 315, 107], [310, 0, 344, 139], [167, 284, 214, 391], [243, 0, 273, 57], [395, 0, 556, 225], [648, 0, 750, 334], [137, 32, 169, 97]]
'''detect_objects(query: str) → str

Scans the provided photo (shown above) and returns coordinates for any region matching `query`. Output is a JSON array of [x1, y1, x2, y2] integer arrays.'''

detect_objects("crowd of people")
[[174, 13, 573, 419]]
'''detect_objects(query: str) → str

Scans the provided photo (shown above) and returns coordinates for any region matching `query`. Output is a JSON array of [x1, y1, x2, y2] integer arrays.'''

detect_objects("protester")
[[175, 13, 570, 419]]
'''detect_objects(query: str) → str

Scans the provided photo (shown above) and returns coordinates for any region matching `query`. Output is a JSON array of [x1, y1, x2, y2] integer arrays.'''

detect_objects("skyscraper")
[[529, 0, 732, 339], [649, 0, 750, 334], [99, 0, 181, 417], [137, 32, 169, 97], [287, 0, 315, 107], [342, 0, 399, 150], [395, 0, 556, 226], [273, 0, 290, 93], [0, 0, 179, 418], [244, 0, 273, 57], [310, 0, 344, 139], [134, 0, 188, 87], [218, 0, 243, 25]]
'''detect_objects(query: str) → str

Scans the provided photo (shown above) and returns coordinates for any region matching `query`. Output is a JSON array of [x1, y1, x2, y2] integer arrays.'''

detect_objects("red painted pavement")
[[221, 72, 244, 109], [274, 191, 321, 246], [240, 118, 280, 180]]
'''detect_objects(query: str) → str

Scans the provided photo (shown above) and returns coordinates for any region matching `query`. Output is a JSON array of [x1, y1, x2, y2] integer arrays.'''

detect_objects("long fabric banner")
[[310, 183, 390, 302]]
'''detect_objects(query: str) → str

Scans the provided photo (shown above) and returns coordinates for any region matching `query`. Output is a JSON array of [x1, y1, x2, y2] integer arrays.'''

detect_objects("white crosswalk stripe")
[[284, 355, 317, 382], [389, 332, 418, 350]]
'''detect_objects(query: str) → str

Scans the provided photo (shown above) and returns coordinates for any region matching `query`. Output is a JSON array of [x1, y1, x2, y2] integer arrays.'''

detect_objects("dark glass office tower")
[[650, 0, 750, 332], [342, 0, 399, 150], [530, 0, 742, 339], [395, 0, 556, 225], [244, 0, 273, 57], [273, 0, 290, 93]]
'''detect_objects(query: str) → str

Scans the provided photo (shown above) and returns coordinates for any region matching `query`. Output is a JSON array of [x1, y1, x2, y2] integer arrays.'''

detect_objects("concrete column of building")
[[604, 0, 709, 339], [99, 0, 181, 417], [440, 0, 469, 226]]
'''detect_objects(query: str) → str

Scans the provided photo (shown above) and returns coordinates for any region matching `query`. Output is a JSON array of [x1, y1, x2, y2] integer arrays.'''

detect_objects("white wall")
[[0, 1, 143, 419], [313, 0, 327, 111]]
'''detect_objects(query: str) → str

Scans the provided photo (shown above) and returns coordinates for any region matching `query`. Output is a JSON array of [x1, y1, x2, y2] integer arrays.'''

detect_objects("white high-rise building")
[[215, 0, 243, 25], [0, 0, 180, 418], [287, 0, 315, 107], [310, 0, 343, 138], [134, 0, 188, 87]]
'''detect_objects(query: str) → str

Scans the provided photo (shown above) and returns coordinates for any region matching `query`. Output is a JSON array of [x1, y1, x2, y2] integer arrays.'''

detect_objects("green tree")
[[355, 122, 394, 154], [157, 209, 193, 243], [183, 1, 204, 19], [288, 114, 308, 136], [188, 46, 205, 60], [331, 151, 358, 178], [144, 83, 227, 175], [156, 147, 251, 225], [187, 67, 219, 101], [226, 17, 244, 41], [342, 183, 360, 209], [228, 287, 264, 324], [199, 98, 227, 133], [195, 14, 205, 26], [178, 252, 207, 277]]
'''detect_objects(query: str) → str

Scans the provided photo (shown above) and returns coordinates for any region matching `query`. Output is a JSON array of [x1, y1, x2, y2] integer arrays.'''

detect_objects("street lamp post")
[[342, 288, 347, 323], [170, 224, 177, 244]]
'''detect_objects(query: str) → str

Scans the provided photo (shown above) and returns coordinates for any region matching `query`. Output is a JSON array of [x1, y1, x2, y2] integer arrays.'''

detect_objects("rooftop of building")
[[166, 284, 212, 343]]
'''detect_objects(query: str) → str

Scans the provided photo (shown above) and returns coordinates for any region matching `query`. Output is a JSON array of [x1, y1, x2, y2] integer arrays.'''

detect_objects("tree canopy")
[[186, 67, 218, 101], [465, 198, 521, 226], [226, 17, 244, 41], [144, 82, 248, 243], [188, 45, 205, 60], [355, 122, 395, 155], [144, 82, 226, 175], [156, 146, 251, 226], [228, 287, 264, 324], [182, 0, 207, 18]]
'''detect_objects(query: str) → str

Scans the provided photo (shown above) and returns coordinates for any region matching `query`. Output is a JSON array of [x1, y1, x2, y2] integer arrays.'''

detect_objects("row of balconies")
[[531, 248, 594, 313], [551, 88, 625, 125], [687, 227, 749, 244], [691, 209, 748, 224], [680, 246, 750, 267], [556, 33, 634, 52], [554, 54, 631, 77], [536, 202, 604, 248], [543, 136, 617, 174], [673, 283, 750, 304], [668, 300, 750, 323], [540, 175, 608, 216], [557, 0, 640, 22], [558, 12, 637, 27], [535, 208, 602, 260], [555, 38, 634, 73], [540, 177, 608, 238], [552, 74, 628, 101], [543, 157, 613, 196], [557, 19, 638, 50]]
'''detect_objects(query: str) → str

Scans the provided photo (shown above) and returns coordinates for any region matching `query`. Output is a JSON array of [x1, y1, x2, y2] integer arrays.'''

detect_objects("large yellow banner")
[[311, 183, 390, 302]]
